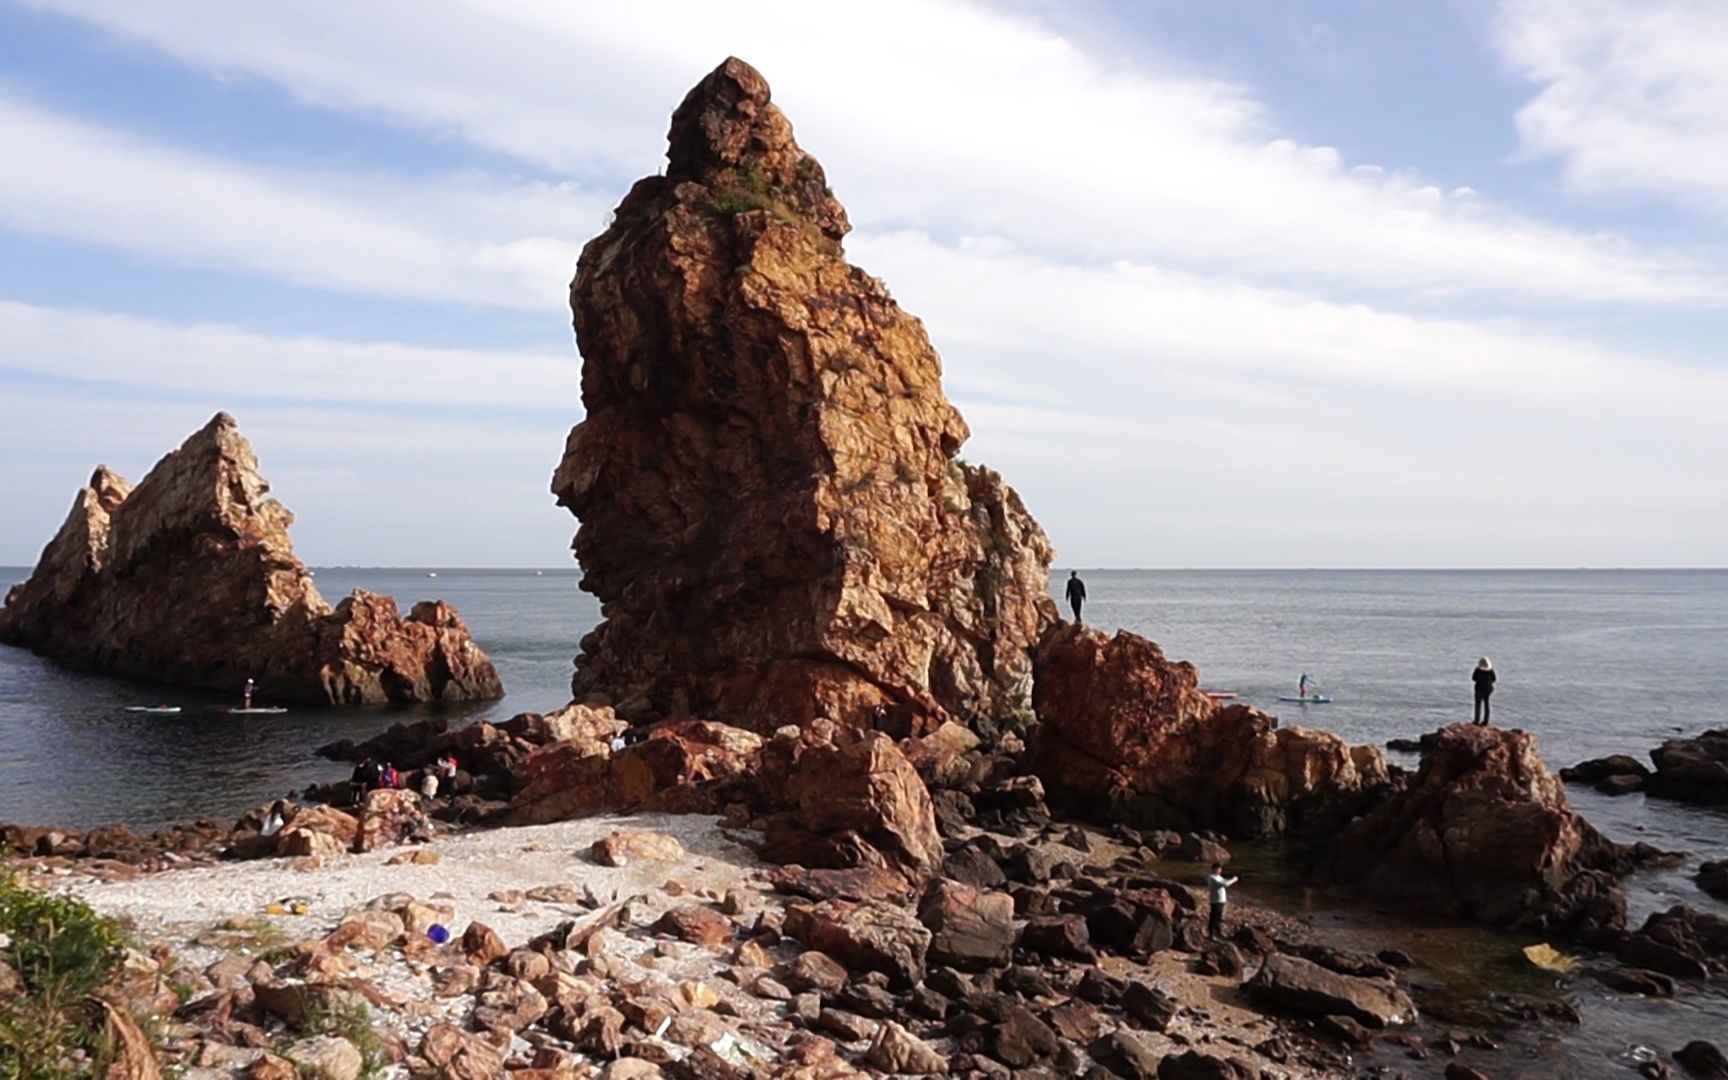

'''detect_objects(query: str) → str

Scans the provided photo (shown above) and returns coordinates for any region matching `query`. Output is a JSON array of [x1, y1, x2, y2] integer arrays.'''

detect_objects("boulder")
[[278, 806, 359, 850], [753, 729, 942, 882], [783, 899, 930, 987], [1245, 953, 1415, 1028], [590, 830, 686, 867], [1335, 723, 1632, 934], [1614, 906, 1728, 979], [1675, 1040, 1728, 1079], [1646, 731, 1728, 805], [508, 719, 762, 825], [352, 789, 432, 853], [918, 879, 1014, 971], [0, 414, 501, 704], [1560, 754, 1651, 785], [277, 828, 345, 859], [282, 1035, 362, 1080], [552, 57, 1056, 736], [1698, 860, 1728, 902], [1159, 1051, 1261, 1080], [865, 1021, 947, 1075], [1030, 623, 1387, 835]]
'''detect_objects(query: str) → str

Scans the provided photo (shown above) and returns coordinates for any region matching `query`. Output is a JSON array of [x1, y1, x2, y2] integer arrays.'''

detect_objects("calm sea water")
[[4, 566, 1726, 1069]]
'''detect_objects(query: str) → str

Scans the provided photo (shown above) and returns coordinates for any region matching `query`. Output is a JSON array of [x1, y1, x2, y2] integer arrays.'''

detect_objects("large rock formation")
[[552, 57, 1055, 734], [1335, 724, 1630, 934], [0, 413, 503, 705], [1030, 623, 1389, 836]]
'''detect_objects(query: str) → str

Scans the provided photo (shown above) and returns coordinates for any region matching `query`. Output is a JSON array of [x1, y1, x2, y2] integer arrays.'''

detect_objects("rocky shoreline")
[[5, 54, 1728, 1080]]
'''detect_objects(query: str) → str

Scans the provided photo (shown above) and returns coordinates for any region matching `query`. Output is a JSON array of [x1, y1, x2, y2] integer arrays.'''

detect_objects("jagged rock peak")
[[1, 413, 504, 706], [554, 61, 1056, 735]]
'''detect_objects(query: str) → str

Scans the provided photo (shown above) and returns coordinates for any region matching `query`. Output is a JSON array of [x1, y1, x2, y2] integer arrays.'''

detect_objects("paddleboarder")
[[1065, 571, 1087, 623], [1472, 657, 1496, 725], [242, 677, 257, 710], [1298, 673, 1313, 701]]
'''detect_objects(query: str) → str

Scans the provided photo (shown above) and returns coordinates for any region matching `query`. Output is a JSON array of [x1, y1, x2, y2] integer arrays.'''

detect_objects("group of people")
[[350, 754, 458, 805]]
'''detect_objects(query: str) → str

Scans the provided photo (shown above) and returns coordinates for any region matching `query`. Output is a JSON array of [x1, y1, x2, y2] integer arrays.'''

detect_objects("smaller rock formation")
[[0, 414, 502, 705], [1245, 954, 1415, 1028], [1030, 623, 1389, 836], [1335, 724, 1630, 933]]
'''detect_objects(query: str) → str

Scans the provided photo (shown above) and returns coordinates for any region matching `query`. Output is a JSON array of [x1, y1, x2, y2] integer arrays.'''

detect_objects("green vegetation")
[[0, 872, 129, 1078], [296, 997, 387, 1078]]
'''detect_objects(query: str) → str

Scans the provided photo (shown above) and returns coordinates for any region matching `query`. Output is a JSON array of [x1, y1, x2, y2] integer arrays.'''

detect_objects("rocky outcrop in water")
[[1336, 724, 1632, 934], [0, 413, 502, 705], [1029, 623, 1390, 836], [552, 57, 1055, 735]]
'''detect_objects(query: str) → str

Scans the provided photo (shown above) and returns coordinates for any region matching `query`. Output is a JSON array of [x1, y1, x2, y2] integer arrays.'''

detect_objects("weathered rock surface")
[[1245, 953, 1415, 1028], [1336, 724, 1629, 933], [1645, 730, 1728, 805], [1031, 623, 1388, 835], [552, 56, 1055, 735], [509, 719, 762, 825], [0, 414, 502, 705]]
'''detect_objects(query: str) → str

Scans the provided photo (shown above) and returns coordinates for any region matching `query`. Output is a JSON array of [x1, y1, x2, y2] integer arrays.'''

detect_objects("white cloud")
[[0, 95, 601, 309], [21, 0, 1717, 306], [1496, 0, 1728, 215], [0, 300, 578, 408]]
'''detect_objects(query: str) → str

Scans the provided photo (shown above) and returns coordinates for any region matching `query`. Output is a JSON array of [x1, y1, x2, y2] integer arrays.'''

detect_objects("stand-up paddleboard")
[[1277, 695, 1333, 704], [216, 706, 289, 715], [1204, 691, 1239, 701], [124, 705, 182, 714]]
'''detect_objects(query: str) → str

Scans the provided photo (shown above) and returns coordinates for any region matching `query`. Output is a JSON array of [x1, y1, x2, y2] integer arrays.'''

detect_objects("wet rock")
[[1675, 1040, 1728, 1079], [784, 899, 929, 987], [919, 879, 1014, 971], [1376, 948, 1415, 968], [1615, 906, 1728, 979], [1597, 773, 1647, 796], [1444, 1065, 1490, 1080], [866, 1020, 947, 1075], [1594, 967, 1676, 997], [0, 414, 501, 704], [1245, 953, 1415, 1028], [591, 829, 686, 867], [1336, 723, 1633, 934], [1030, 623, 1388, 836], [555, 57, 1056, 734], [1645, 731, 1728, 806], [1561, 754, 1652, 785], [1696, 861, 1728, 902]]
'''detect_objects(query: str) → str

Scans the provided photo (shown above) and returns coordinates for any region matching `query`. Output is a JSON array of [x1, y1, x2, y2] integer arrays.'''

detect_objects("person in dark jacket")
[[1065, 571, 1087, 622], [1472, 657, 1496, 725]]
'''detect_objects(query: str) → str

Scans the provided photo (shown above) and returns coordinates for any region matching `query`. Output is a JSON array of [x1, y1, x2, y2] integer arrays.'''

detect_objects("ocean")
[[4, 566, 1727, 1071]]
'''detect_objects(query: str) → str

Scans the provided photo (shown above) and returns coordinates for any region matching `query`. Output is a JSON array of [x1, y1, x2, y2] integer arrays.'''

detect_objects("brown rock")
[[754, 730, 943, 883], [591, 829, 686, 867], [654, 905, 734, 948], [279, 805, 359, 848], [1030, 623, 1387, 835], [419, 1022, 503, 1075], [509, 719, 762, 825], [553, 57, 1055, 736], [472, 976, 548, 1034], [282, 1035, 362, 1080], [1158, 1050, 1261, 1079], [1245, 953, 1415, 1028], [0, 414, 501, 704], [1336, 723, 1632, 932], [461, 922, 509, 966], [352, 788, 433, 853], [780, 950, 849, 995], [783, 899, 929, 987], [918, 879, 1014, 971], [98, 1000, 161, 1079], [866, 1020, 947, 1075]]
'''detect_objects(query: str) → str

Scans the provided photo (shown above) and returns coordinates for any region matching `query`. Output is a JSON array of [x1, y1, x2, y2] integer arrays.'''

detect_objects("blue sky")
[[1, 0, 1724, 567]]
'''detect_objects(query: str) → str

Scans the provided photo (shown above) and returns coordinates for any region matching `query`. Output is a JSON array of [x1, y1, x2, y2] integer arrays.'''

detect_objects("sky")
[[1, 0, 1724, 568]]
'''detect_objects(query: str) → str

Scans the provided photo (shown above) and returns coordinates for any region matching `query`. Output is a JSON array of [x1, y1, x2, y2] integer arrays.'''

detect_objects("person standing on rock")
[[1065, 571, 1087, 623], [1472, 658, 1496, 725], [1207, 863, 1239, 940]]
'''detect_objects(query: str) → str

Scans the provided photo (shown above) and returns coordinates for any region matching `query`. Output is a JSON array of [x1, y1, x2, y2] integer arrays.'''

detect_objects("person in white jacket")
[[1206, 863, 1239, 941]]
